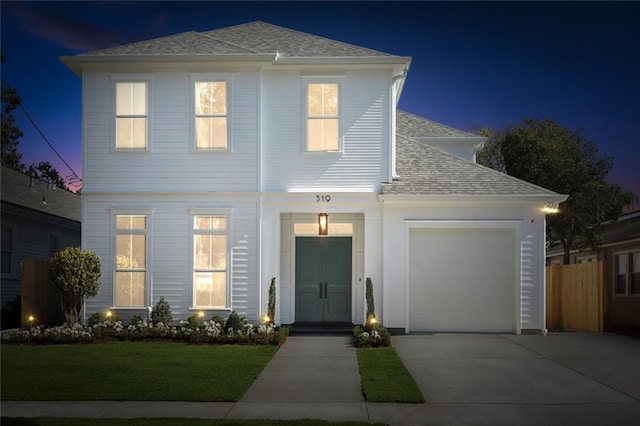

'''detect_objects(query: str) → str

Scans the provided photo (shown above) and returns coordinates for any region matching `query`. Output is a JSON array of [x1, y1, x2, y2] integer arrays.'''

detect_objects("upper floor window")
[[192, 214, 228, 308], [116, 82, 147, 149], [614, 251, 640, 296], [307, 83, 339, 151], [115, 214, 148, 307], [195, 81, 227, 149]]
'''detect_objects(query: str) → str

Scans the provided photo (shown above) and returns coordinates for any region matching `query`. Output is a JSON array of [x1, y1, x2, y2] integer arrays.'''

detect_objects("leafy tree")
[[477, 119, 636, 264], [1, 51, 24, 170], [150, 296, 173, 326], [267, 277, 276, 325], [49, 247, 102, 326], [27, 161, 67, 190]]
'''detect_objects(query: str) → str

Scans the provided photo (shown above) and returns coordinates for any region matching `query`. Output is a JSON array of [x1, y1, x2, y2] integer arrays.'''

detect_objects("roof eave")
[[377, 193, 569, 203], [273, 56, 412, 66]]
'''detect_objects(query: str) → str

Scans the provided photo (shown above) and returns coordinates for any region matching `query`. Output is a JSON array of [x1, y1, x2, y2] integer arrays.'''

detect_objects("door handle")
[[324, 282, 328, 299], [319, 282, 323, 299]]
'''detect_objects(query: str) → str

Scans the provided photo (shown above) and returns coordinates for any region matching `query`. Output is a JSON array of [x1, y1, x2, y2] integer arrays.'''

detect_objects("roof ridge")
[[205, 20, 396, 57], [397, 109, 480, 139], [197, 31, 262, 54]]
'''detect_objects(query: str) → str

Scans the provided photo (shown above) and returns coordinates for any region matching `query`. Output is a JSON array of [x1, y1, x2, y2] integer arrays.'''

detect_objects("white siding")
[[83, 70, 259, 193], [83, 194, 260, 323], [262, 71, 390, 192]]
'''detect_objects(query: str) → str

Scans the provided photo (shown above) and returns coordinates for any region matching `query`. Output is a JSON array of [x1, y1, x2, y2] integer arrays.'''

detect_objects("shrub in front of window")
[[150, 296, 173, 326], [49, 247, 102, 326]]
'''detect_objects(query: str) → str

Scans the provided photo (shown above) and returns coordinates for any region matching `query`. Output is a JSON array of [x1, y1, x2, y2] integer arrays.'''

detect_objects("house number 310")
[[316, 195, 331, 203]]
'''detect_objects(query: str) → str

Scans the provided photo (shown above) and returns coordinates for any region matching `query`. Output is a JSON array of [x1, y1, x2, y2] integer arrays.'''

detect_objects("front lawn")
[[1, 342, 278, 401], [356, 347, 424, 403]]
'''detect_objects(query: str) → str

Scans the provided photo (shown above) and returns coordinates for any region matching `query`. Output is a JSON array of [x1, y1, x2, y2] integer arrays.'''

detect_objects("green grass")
[[356, 347, 425, 403], [1, 420, 380, 426], [1, 342, 278, 401]]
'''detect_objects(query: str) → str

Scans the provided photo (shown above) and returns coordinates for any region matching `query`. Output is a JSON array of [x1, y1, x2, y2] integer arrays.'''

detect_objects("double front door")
[[295, 237, 352, 323]]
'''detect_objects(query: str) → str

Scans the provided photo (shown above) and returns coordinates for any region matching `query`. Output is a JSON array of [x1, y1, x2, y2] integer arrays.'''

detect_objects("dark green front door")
[[295, 237, 352, 323]]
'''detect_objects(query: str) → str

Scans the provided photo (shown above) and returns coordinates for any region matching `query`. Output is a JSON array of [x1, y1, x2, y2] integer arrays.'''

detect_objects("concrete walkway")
[[3, 333, 640, 425]]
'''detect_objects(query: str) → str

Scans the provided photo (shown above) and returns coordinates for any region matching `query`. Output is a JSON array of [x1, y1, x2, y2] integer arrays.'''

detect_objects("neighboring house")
[[61, 21, 565, 334], [1, 166, 82, 308], [547, 210, 640, 331]]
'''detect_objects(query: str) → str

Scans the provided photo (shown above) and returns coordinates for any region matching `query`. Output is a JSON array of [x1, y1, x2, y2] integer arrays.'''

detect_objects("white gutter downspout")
[[390, 70, 406, 180]]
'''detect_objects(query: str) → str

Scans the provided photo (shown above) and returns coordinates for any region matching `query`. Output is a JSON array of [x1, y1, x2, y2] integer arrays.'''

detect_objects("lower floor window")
[[114, 214, 148, 306], [193, 214, 228, 308]]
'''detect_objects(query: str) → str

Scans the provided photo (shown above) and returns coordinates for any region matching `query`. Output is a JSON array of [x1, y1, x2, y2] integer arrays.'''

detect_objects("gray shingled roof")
[[1, 167, 81, 222], [82, 21, 395, 57], [396, 109, 478, 138], [382, 134, 560, 196]]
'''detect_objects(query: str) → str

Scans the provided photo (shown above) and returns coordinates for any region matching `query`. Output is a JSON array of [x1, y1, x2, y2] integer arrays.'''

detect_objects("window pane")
[[308, 118, 338, 151], [195, 272, 226, 307], [615, 254, 627, 295], [307, 84, 338, 116], [116, 117, 147, 149], [194, 234, 226, 269], [116, 235, 146, 268], [195, 82, 226, 114], [116, 215, 147, 230], [116, 271, 146, 306], [116, 82, 146, 115], [194, 216, 227, 231], [196, 117, 227, 149]]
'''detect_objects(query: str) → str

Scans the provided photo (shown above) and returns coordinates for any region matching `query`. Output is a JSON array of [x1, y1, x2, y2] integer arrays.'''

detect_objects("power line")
[[2, 76, 82, 190]]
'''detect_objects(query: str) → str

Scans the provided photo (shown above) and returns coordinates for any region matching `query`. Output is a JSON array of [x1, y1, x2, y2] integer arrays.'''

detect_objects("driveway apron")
[[388, 333, 640, 425]]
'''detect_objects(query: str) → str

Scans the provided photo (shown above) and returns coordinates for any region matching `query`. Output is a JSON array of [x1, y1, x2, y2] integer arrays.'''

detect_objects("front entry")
[[295, 237, 352, 323]]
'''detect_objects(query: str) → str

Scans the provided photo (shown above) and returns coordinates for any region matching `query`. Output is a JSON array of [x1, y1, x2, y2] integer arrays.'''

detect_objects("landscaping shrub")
[[150, 296, 173, 326], [267, 277, 276, 325], [352, 325, 391, 348], [224, 310, 245, 333], [49, 247, 102, 326]]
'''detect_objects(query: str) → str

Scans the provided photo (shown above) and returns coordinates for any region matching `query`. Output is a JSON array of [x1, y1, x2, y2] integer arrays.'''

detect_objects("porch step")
[[288, 322, 354, 336]]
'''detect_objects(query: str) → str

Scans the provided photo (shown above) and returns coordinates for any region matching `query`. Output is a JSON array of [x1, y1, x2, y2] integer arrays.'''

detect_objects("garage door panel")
[[409, 227, 516, 333]]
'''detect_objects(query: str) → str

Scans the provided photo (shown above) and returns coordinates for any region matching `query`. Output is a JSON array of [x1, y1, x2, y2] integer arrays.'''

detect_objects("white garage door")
[[409, 228, 516, 333]]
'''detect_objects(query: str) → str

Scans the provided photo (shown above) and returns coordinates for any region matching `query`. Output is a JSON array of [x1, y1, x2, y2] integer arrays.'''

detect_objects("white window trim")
[[301, 76, 344, 154], [189, 208, 233, 309], [110, 208, 153, 309], [190, 74, 233, 153], [110, 74, 153, 153]]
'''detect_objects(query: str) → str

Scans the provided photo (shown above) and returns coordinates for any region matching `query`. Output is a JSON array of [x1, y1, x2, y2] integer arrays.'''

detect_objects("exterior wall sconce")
[[542, 203, 560, 214], [318, 213, 329, 236]]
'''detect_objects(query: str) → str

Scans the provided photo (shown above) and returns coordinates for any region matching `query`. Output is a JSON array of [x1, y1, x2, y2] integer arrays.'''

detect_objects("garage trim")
[[403, 220, 523, 334]]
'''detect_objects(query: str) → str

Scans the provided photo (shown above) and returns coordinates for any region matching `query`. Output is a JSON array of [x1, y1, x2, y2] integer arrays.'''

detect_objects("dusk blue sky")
[[2, 1, 639, 197]]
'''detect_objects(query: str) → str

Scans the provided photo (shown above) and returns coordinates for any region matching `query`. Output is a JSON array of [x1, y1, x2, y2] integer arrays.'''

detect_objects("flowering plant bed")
[[352, 325, 391, 348], [5, 318, 288, 346]]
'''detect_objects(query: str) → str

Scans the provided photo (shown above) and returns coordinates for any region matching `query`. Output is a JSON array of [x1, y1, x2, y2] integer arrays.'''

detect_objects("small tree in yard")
[[49, 247, 101, 326], [365, 278, 375, 323]]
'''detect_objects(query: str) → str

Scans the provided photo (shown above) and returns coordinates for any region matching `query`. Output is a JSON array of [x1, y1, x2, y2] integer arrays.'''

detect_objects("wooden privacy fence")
[[545, 261, 604, 332], [21, 259, 65, 327]]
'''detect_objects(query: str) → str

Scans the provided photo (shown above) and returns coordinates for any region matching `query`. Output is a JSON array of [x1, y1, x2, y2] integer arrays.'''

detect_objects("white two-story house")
[[62, 21, 565, 334]]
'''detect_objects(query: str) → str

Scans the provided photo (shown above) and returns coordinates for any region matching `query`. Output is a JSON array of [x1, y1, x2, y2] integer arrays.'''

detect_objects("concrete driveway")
[[382, 333, 640, 425]]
